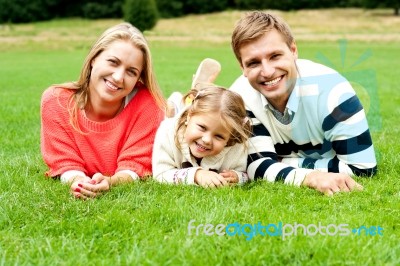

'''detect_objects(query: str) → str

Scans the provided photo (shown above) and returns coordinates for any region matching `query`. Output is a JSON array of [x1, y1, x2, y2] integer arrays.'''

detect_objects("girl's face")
[[184, 111, 231, 159], [89, 40, 143, 106]]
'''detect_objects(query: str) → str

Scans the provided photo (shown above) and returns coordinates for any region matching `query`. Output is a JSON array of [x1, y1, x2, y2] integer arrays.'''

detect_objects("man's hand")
[[302, 171, 363, 196]]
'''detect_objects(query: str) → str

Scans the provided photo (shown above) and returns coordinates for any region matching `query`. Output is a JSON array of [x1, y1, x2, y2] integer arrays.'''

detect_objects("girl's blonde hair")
[[54, 22, 165, 131], [175, 85, 252, 149], [231, 11, 294, 66]]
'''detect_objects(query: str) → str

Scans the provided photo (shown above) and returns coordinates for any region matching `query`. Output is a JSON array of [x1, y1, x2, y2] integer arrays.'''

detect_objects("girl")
[[152, 85, 252, 188], [40, 22, 165, 199]]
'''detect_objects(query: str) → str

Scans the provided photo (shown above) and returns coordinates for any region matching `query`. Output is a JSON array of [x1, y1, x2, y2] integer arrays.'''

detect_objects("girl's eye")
[[215, 135, 225, 140]]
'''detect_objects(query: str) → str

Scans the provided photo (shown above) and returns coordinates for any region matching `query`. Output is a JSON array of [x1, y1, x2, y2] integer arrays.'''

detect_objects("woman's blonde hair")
[[54, 22, 165, 131], [175, 85, 252, 149], [231, 11, 294, 66]]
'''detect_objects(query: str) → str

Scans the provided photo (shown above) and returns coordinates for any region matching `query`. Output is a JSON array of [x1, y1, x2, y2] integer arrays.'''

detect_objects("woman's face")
[[89, 40, 143, 106]]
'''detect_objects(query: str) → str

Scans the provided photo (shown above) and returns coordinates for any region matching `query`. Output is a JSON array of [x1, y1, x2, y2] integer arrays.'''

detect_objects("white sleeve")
[[60, 170, 87, 183], [116, 170, 139, 181]]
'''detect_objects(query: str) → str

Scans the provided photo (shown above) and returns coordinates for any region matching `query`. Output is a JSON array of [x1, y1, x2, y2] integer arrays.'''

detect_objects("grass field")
[[0, 8, 399, 265]]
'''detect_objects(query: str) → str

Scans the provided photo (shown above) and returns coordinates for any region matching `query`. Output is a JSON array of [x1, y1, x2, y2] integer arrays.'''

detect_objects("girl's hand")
[[194, 169, 228, 188], [219, 170, 239, 184]]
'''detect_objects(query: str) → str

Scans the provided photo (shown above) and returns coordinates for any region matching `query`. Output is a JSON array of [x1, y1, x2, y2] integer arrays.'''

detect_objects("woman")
[[40, 22, 166, 199]]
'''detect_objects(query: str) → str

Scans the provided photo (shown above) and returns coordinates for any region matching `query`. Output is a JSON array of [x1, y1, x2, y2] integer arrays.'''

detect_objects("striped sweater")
[[230, 59, 377, 186]]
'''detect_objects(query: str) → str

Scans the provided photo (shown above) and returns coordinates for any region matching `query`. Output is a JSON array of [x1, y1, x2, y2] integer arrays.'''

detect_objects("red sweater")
[[40, 85, 164, 178]]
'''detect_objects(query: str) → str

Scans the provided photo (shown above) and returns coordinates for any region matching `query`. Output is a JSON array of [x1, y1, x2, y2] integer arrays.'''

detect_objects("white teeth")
[[106, 80, 118, 90], [196, 143, 208, 150], [264, 76, 281, 86]]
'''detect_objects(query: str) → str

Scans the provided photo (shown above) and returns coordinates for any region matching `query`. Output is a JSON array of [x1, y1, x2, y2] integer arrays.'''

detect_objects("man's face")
[[239, 29, 298, 111]]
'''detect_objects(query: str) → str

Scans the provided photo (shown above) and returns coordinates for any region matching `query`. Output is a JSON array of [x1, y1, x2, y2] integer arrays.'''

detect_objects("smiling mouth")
[[195, 142, 209, 152], [262, 76, 282, 87], [105, 80, 120, 91]]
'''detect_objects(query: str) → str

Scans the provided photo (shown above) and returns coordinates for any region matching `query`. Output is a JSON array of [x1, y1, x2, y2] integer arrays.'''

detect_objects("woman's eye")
[[128, 69, 137, 76]]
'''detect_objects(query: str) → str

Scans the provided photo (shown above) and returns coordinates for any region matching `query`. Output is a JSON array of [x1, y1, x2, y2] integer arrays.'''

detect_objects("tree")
[[0, 0, 58, 23], [363, 0, 399, 16], [123, 0, 159, 32], [155, 0, 184, 18]]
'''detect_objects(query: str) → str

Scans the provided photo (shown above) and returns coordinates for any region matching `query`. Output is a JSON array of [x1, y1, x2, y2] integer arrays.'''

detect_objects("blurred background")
[[0, 0, 398, 31]]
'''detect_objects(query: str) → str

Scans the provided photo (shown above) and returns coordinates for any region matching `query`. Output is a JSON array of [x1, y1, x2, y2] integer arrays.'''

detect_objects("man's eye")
[[247, 62, 257, 68]]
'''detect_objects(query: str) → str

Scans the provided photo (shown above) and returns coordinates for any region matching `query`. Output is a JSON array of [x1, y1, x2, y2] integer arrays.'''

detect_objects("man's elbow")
[[349, 164, 378, 177]]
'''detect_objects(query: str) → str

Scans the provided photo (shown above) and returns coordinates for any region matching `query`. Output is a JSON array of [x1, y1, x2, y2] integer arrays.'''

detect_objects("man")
[[229, 11, 377, 195]]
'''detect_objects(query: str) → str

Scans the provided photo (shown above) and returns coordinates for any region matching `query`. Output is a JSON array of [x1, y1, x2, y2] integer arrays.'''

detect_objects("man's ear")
[[240, 63, 248, 78], [290, 41, 298, 59]]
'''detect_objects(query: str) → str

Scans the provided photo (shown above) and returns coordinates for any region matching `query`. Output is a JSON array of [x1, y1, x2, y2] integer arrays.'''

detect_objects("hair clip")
[[194, 91, 204, 101], [185, 97, 194, 106], [243, 117, 249, 125]]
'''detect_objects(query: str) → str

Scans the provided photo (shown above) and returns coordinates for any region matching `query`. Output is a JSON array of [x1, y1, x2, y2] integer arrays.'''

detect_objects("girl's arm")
[[219, 144, 250, 185], [220, 170, 249, 185], [152, 118, 201, 185]]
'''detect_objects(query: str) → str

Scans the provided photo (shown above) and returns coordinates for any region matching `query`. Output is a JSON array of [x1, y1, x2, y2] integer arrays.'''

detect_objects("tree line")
[[0, 0, 398, 31]]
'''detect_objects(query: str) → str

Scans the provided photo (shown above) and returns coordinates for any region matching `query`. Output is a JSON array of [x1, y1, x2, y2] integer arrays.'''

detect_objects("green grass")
[[1, 9, 399, 265]]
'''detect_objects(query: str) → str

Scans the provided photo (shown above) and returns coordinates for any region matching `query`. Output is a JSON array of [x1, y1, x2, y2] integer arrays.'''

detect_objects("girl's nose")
[[201, 133, 211, 144]]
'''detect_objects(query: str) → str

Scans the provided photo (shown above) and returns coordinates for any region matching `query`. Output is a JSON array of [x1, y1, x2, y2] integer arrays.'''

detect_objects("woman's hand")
[[71, 173, 111, 200], [70, 175, 91, 199]]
